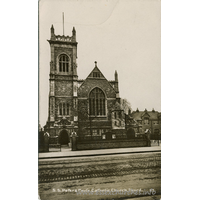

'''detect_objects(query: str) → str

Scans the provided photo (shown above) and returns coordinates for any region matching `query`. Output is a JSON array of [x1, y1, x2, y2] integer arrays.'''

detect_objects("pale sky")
[[39, 0, 161, 127]]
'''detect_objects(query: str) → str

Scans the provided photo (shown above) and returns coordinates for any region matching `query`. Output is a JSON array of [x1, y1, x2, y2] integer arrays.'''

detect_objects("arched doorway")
[[127, 128, 135, 139], [59, 130, 69, 145]]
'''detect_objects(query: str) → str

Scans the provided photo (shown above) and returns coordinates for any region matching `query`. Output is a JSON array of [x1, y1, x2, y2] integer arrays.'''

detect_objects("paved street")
[[38, 152, 161, 200]]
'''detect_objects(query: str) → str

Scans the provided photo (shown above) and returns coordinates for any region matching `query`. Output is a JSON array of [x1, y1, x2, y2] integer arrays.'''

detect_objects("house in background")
[[131, 108, 161, 139]]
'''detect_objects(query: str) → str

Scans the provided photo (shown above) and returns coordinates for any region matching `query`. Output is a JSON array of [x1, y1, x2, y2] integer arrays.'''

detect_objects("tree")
[[120, 98, 132, 114]]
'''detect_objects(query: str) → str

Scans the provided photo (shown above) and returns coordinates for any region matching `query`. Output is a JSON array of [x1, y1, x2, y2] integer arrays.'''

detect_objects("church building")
[[44, 25, 127, 145]]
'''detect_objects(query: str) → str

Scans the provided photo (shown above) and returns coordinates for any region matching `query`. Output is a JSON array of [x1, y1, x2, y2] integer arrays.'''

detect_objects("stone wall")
[[76, 139, 147, 150], [55, 81, 73, 96], [78, 79, 116, 98]]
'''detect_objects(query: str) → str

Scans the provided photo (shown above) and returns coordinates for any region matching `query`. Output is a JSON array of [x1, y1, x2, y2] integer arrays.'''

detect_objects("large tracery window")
[[59, 54, 69, 72], [89, 88, 106, 116]]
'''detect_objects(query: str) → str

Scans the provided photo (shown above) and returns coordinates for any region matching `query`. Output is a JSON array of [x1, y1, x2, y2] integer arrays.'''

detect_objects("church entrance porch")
[[126, 128, 135, 139], [59, 130, 70, 146]]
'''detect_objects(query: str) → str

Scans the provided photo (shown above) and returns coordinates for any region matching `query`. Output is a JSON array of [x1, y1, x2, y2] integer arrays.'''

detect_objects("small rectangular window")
[[154, 129, 159, 134], [144, 118, 149, 124], [112, 134, 116, 139], [92, 129, 98, 136], [67, 103, 69, 115], [59, 63, 62, 72], [59, 103, 62, 115], [66, 63, 69, 72], [99, 129, 102, 136], [93, 72, 100, 77], [63, 103, 65, 115], [119, 111, 121, 118]]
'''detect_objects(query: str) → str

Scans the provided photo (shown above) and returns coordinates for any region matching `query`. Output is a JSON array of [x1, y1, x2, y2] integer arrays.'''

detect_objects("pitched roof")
[[78, 62, 119, 96], [86, 66, 106, 79], [79, 64, 118, 95], [131, 110, 161, 120]]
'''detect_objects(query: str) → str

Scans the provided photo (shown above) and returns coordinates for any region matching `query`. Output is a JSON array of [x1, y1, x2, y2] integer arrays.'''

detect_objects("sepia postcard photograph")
[[2, 1, 200, 200], [38, 0, 161, 199]]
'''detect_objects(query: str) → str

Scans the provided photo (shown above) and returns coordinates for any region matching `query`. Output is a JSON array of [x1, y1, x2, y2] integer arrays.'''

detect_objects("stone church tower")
[[44, 24, 128, 145], [45, 25, 78, 143]]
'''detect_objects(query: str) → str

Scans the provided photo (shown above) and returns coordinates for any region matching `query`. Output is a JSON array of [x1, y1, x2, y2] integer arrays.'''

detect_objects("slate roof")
[[131, 109, 161, 120]]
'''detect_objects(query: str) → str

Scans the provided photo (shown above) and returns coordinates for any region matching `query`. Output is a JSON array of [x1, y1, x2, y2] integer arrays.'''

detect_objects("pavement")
[[39, 145, 161, 159]]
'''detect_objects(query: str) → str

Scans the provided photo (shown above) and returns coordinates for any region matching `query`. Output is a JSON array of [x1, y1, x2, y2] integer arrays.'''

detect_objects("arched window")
[[59, 103, 69, 116], [66, 103, 69, 115], [89, 88, 105, 116], [59, 54, 69, 72], [59, 103, 62, 115], [63, 103, 65, 115]]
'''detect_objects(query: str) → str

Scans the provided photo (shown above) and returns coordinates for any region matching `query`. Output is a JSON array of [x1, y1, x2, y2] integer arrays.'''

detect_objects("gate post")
[[147, 131, 151, 147], [43, 132, 50, 152], [145, 129, 151, 147], [71, 131, 78, 151]]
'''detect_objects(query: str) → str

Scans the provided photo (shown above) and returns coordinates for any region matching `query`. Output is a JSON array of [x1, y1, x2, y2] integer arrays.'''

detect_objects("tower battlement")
[[49, 24, 77, 44], [54, 35, 73, 42]]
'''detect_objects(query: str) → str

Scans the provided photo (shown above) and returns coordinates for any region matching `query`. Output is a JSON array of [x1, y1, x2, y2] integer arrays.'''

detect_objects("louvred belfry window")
[[89, 88, 105, 116], [59, 54, 69, 72]]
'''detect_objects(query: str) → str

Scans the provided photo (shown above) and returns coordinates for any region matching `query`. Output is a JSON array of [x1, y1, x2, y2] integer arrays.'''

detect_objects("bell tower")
[[46, 24, 78, 136]]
